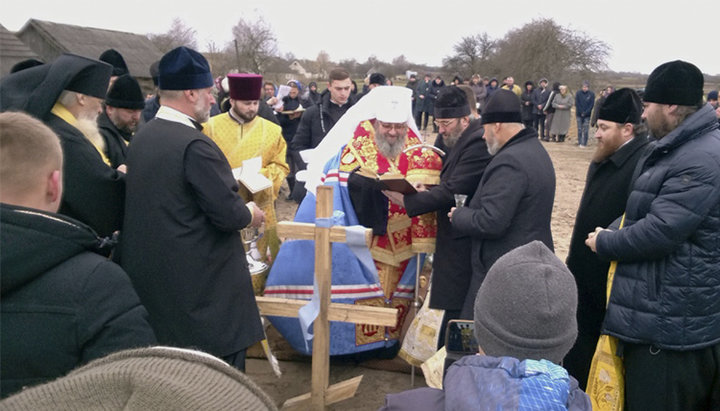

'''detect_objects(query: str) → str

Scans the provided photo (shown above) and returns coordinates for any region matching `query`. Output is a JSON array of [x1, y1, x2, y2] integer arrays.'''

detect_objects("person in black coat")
[[384, 87, 491, 346], [97, 74, 145, 168], [290, 68, 356, 201], [532, 78, 550, 138], [520, 81, 535, 128], [277, 81, 305, 197], [0, 112, 155, 399], [449, 90, 556, 319], [427, 76, 445, 132], [120, 47, 264, 372], [563, 88, 649, 389], [0, 53, 125, 239]]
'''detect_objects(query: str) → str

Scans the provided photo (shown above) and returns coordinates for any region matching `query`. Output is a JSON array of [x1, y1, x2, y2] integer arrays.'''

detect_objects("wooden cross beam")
[[256, 185, 399, 410]]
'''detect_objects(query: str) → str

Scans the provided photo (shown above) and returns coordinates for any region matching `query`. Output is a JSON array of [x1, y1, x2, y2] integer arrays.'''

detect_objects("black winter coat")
[[427, 80, 445, 115], [563, 135, 648, 388], [291, 89, 356, 151], [97, 111, 130, 168], [47, 114, 125, 238], [403, 120, 491, 310], [451, 127, 555, 318], [0, 204, 155, 398], [596, 104, 720, 350], [121, 117, 264, 357]]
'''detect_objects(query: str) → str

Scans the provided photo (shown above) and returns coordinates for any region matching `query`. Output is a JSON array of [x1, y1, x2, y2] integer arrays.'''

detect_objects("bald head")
[[0, 112, 63, 212]]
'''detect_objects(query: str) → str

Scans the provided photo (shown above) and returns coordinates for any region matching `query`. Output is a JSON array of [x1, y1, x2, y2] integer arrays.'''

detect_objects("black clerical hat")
[[643, 60, 703, 106], [435, 86, 470, 118], [480, 89, 522, 124], [106, 74, 145, 109], [158, 47, 213, 91], [598, 88, 642, 124], [99, 49, 129, 77]]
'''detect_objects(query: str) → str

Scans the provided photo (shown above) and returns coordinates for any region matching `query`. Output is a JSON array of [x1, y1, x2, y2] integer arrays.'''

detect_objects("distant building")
[[14, 19, 162, 91], [0, 24, 40, 76]]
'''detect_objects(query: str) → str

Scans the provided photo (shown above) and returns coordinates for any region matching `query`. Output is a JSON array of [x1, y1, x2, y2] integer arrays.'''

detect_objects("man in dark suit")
[[563, 88, 648, 389], [449, 90, 556, 319], [384, 86, 491, 346], [120, 47, 264, 371]]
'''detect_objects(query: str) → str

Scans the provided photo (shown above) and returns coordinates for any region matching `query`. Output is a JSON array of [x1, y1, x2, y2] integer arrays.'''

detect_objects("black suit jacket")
[[404, 120, 491, 310]]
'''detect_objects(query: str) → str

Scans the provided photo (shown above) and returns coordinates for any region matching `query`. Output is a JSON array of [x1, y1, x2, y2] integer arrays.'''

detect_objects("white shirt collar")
[[155, 106, 197, 129]]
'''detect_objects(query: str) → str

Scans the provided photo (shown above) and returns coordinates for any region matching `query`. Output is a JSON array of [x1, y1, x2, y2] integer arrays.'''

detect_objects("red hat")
[[227, 73, 263, 100]]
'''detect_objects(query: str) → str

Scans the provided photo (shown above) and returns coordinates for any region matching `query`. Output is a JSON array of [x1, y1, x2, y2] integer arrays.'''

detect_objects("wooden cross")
[[256, 185, 399, 410]]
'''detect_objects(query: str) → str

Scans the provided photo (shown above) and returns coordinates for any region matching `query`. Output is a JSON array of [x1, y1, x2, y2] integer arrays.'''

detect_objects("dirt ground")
[[248, 128, 595, 410]]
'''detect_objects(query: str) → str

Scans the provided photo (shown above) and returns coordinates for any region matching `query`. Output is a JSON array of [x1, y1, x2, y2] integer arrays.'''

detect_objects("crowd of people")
[[1, 46, 719, 411]]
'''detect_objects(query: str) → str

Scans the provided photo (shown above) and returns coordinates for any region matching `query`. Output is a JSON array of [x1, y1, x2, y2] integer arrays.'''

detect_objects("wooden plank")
[[256, 297, 398, 327], [277, 221, 373, 248], [282, 376, 363, 410], [311, 185, 333, 410]]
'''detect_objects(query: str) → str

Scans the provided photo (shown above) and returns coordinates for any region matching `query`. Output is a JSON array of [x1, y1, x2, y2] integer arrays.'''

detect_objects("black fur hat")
[[105, 74, 145, 110], [643, 60, 703, 106], [435, 86, 471, 118], [598, 88, 642, 124]]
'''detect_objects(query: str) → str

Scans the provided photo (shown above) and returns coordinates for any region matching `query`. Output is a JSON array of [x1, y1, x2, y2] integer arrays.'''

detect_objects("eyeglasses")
[[433, 118, 459, 128], [377, 121, 408, 132]]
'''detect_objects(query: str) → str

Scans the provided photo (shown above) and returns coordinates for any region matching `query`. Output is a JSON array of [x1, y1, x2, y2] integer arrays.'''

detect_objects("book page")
[[234, 156, 272, 193], [273, 85, 291, 111]]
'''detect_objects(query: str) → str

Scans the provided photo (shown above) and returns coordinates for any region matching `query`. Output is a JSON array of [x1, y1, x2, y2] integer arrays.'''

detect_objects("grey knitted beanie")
[[473, 241, 578, 364], [0, 347, 278, 410]]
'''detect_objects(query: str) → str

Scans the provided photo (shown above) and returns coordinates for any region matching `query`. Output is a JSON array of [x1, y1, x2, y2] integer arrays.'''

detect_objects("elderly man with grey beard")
[[0, 53, 126, 239], [384, 86, 491, 347], [448, 89, 556, 319]]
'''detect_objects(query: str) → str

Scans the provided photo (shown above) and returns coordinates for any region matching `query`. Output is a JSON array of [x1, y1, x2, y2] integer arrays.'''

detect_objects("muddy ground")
[[248, 128, 595, 410]]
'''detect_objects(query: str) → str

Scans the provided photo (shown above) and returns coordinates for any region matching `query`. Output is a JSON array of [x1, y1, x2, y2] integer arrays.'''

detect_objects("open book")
[[354, 167, 417, 195], [232, 156, 272, 194]]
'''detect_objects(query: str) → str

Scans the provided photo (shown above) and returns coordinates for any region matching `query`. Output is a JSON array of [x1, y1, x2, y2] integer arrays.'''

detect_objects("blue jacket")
[[380, 355, 591, 411], [597, 104, 720, 350], [574, 90, 595, 118]]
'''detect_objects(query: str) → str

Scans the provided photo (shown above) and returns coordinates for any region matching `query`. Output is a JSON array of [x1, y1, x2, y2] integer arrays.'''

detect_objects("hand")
[[382, 190, 404, 207], [289, 111, 302, 120], [267, 97, 278, 106], [585, 227, 606, 253], [413, 182, 428, 193], [116, 164, 127, 173], [247, 201, 265, 228], [448, 206, 456, 222]]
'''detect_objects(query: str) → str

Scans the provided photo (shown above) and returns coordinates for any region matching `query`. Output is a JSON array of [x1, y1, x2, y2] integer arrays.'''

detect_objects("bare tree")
[[390, 55, 410, 78], [314, 50, 332, 77], [148, 18, 198, 53], [443, 33, 496, 77], [231, 17, 278, 73], [492, 18, 610, 85]]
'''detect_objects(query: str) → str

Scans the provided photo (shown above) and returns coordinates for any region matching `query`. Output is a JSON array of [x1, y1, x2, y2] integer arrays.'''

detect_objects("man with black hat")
[[203, 73, 289, 263], [98, 74, 145, 168], [586, 61, 720, 410], [356, 72, 386, 101], [121, 46, 265, 372], [562, 88, 649, 389], [0, 53, 125, 239], [449, 89, 556, 319], [383, 86, 491, 346]]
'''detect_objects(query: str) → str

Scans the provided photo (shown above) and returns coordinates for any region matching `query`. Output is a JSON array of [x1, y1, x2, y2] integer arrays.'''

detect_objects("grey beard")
[[376, 137, 405, 159]]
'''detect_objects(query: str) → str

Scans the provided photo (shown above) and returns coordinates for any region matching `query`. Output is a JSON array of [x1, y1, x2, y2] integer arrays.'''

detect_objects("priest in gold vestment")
[[203, 73, 289, 262]]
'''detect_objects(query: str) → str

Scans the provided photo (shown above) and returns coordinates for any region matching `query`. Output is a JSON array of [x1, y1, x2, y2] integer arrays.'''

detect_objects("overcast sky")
[[3, 0, 719, 75]]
